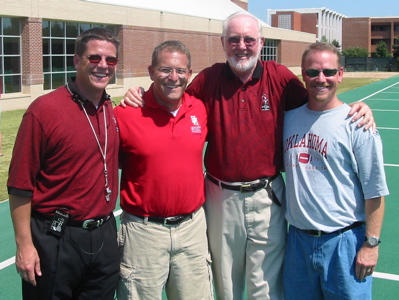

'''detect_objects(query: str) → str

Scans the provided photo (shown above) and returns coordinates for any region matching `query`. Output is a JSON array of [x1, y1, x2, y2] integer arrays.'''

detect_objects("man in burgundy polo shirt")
[[8, 28, 120, 300], [123, 11, 374, 300]]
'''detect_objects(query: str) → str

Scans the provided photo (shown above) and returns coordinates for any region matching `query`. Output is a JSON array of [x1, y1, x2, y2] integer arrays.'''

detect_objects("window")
[[371, 25, 390, 32], [260, 39, 278, 62], [371, 39, 390, 45], [0, 17, 21, 94], [394, 25, 399, 32], [42, 21, 117, 90], [278, 14, 292, 30]]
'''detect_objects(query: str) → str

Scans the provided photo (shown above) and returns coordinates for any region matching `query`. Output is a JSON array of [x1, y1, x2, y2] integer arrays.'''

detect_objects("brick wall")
[[118, 25, 225, 79], [21, 17, 43, 86]]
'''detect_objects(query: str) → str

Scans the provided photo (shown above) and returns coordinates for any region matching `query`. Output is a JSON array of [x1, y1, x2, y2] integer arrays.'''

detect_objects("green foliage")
[[331, 39, 341, 48], [392, 36, 399, 58], [342, 47, 369, 57], [374, 41, 391, 58], [321, 35, 328, 42]]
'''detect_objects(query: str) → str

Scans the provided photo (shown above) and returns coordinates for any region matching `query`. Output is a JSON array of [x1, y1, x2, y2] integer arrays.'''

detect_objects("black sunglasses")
[[226, 36, 259, 47], [86, 54, 118, 66], [304, 69, 338, 77]]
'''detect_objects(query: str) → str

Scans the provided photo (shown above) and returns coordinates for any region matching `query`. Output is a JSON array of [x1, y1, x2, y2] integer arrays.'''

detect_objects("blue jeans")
[[283, 224, 372, 300]]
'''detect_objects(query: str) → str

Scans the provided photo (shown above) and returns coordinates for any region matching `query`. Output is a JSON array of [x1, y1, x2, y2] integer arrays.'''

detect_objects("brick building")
[[342, 17, 399, 56], [0, 0, 315, 110], [267, 8, 345, 44]]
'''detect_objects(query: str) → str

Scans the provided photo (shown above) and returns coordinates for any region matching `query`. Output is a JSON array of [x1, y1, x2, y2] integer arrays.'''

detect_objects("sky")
[[248, 0, 399, 23]]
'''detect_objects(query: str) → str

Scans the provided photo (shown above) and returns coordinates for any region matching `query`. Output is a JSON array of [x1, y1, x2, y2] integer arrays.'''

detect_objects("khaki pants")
[[205, 174, 287, 300], [117, 207, 214, 300]]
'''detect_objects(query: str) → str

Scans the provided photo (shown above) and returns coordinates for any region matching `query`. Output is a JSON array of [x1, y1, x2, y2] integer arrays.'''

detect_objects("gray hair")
[[222, 11, 262, 37]]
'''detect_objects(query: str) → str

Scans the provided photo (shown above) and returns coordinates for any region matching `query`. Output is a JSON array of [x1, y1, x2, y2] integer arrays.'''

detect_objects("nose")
[[168, 69, 179, 81], [316, 71, 327, 81], [97, 57, 109, 68], [237, 38, 247, 49]]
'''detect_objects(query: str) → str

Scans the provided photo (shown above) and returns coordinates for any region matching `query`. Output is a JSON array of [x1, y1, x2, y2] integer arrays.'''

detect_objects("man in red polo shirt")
[[115, 40, 213, 300], [122, 12, 375, 300]]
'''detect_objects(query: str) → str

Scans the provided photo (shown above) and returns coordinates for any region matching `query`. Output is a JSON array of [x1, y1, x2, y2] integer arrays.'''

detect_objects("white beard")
[[227, 53, 259, 73]]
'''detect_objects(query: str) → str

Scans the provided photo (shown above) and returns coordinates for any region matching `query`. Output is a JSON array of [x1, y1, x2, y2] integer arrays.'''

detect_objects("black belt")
[[206, 173, 278, 193], [134, 213, 193, 225], [205, 173, 281, 206], [299, 222, 365, 237], [32, 210, 112, 230], [70, 215, 112, 229]]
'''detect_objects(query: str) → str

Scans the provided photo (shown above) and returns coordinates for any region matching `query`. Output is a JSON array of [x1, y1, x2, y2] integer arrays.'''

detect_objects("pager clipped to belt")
[[48, 209, 69, 236]]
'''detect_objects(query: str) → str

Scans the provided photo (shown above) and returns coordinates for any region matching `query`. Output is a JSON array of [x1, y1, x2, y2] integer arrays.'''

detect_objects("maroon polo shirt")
[[187, 61, 308, 182], [7, 79, 120, 220]]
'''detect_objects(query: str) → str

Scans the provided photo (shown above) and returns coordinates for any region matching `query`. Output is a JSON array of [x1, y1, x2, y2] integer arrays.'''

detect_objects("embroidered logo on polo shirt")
[[112, 116, 119, 132], [190, 115, 202, 134], [261, 93, 270, 111]]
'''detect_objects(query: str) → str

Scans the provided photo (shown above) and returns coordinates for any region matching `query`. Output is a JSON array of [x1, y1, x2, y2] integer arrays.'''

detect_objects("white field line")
[[356, 82, 399, 102]]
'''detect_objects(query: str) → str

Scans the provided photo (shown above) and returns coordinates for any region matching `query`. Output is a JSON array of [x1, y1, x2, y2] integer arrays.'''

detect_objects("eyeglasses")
[[304, 69, 338, 77], [226, 36, 259, 47], [85, 55, 118, 66], [157, 67, 188, 78]]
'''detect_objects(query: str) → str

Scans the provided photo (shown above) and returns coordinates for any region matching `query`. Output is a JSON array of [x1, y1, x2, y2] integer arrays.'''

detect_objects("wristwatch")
[[365, 236, 381, 247]]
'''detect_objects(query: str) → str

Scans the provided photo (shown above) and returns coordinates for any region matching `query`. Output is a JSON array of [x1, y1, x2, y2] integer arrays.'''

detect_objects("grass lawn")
[[0, 77, 384, 201]]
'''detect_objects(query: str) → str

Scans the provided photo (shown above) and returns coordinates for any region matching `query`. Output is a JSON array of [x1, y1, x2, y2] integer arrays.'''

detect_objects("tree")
[[320, 35, 328, 42], [342, 47, 369, 57], [374, 41, 391, 57], [331, 39, 341, 49], [392, 36, 399, 58]]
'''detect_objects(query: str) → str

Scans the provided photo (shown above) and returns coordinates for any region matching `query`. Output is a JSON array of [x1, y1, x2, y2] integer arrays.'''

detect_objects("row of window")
[[371, 25, 399, 32], [0, 17, 279, 95], [0, 18, 21, 93]]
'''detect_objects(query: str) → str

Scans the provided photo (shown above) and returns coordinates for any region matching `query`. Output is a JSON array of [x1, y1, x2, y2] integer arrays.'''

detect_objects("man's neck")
[[154, 96, 182, 113], [74, 81, 103, 107]]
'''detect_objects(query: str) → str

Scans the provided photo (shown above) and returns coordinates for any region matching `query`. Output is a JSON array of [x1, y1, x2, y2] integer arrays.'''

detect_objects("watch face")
[[367, 236, 380, 246]]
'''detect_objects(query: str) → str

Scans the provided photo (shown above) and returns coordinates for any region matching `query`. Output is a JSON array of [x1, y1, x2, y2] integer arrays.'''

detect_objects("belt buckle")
[[82, 218, 103, 229], [240, 184, 252, 193], [311, 230, 322, 237], [163, 216, 179, 225]]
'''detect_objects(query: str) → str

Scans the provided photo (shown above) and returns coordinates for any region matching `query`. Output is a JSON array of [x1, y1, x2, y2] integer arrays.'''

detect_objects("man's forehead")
[[226, 17, 258, 36]]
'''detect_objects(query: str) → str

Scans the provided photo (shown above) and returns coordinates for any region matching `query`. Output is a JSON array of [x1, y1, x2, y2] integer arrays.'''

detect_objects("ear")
[[337, 67, 344, 83], [220, 36, 225, 48], [301, 68, 306, 79], [73, 54, 80, 69], [148, 65, 155, 81], [187, 68, 193, 82], [259, 37, 265, 47]]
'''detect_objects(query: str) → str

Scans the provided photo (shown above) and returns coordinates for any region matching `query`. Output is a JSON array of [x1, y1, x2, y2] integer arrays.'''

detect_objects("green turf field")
[[1, 75, 399, 299]]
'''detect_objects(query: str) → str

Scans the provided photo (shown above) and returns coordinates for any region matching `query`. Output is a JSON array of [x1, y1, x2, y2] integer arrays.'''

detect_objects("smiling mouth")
[[93, 72, 108, 78], [165, 84, 181, 89]]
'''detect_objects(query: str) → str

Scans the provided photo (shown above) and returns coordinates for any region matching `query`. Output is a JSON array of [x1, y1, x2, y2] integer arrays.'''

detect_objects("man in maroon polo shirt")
[[8, 28, 120, 300]]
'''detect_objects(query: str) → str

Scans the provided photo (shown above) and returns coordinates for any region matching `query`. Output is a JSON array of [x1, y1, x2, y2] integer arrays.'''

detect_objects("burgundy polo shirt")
[[187, 61, 308, 182], [7, 80, 120, 220]]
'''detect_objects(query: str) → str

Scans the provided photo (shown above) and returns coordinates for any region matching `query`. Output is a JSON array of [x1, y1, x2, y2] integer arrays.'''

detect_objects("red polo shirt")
[[115, 85, 208, 217], [187, 61, 308, 182]]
